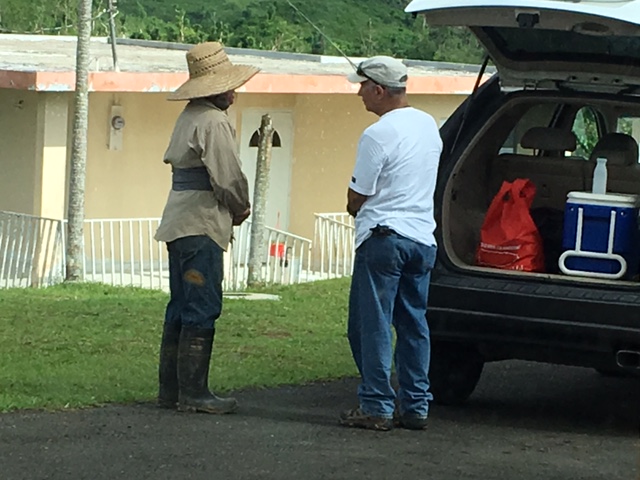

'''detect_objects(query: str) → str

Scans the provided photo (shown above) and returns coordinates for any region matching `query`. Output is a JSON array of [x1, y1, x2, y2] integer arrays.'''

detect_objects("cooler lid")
[[567, 191, 640, 207]]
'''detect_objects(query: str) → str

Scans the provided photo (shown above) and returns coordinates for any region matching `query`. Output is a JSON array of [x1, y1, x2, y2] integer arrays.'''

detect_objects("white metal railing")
[[79, 218, 312, 291], [313, 212, 355, 279], [1, 212, 342, 291], [0, 211, 65, 288], [81, 218, 167, 290], [225, 220, 313, 290], [316, 213, 355, 226]]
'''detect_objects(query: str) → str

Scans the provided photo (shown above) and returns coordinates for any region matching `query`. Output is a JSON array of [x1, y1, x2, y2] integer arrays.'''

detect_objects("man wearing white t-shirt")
[[339, 56, 442, 431]]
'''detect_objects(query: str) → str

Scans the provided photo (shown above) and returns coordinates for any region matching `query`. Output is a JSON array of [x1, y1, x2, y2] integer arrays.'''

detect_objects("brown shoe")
[[339, 407, 393, 431], [394, 412, 429, 430]]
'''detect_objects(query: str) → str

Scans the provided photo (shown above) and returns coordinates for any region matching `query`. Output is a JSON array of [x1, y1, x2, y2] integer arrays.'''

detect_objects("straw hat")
[[168, 42, 260, 101]]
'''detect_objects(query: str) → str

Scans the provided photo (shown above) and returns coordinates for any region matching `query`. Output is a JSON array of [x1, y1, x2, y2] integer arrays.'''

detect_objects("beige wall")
[[411, 95, 464, 127], [234, 93, 296, 115], [288, 93, 465, 240], [84, 92, 184, 219], [2, 89, 464, 241], [85, 91, 465, 239], [38, 93, 70, 219], [0, 89, 40, 215], [81, 92, 296, 221], [288, 94, 369, 239]]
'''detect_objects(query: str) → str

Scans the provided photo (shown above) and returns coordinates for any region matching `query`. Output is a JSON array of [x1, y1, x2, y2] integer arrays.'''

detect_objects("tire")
[[429, 342, 484, 406]]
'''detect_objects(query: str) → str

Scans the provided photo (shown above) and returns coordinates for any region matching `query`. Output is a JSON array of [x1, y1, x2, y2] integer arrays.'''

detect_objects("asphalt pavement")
[[1, 360, 638, 480]]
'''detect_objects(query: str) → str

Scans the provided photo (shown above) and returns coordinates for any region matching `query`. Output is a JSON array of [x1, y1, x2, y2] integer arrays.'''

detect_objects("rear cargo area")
[[442, 95, 640, 284]]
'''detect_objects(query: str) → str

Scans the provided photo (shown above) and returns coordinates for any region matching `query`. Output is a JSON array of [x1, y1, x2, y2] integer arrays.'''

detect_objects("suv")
[[404, 0, 640, 404]]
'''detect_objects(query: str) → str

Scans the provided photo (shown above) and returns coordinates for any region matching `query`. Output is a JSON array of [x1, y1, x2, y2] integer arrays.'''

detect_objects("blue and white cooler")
[[559, 192, 640, 279]]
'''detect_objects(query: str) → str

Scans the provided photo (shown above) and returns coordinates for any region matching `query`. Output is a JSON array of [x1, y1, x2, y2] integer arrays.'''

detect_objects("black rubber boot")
[[177, 327, 238, 414], [157, 322, 182, 409]]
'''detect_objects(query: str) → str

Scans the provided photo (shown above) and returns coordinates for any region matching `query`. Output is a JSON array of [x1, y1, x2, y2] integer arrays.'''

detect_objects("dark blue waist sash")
[[172, 166, 212, 192]]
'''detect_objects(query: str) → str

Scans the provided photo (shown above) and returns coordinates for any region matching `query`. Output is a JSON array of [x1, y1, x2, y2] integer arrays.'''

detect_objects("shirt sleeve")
[[349, 132, 386, 196], [200, 120, 251, 216]]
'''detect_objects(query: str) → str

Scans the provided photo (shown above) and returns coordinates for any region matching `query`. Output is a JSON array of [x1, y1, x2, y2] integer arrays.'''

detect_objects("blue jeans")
[[348, 231, 437, 418], [164, 235, 224, 330]]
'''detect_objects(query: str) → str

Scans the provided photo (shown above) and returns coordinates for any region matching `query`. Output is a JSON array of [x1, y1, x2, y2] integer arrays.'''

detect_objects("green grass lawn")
[[0, 278, 355, 412]]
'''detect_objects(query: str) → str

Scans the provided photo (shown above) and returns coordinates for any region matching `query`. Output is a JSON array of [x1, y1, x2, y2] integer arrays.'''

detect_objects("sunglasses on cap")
[[356, 63, 382, 86]]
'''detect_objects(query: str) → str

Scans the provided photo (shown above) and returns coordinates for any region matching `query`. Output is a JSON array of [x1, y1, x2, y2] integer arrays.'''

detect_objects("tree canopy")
[[0, 0, 484, 64]]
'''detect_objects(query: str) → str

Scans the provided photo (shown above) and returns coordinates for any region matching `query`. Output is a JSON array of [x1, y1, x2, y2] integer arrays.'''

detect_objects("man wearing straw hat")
[[155, 42, 259, 414]]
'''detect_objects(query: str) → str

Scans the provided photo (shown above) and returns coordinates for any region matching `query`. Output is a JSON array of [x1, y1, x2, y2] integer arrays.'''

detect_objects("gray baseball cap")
[[347, 56, 408, 88]]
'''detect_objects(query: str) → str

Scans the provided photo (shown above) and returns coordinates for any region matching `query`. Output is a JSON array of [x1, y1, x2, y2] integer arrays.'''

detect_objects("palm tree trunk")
[[65, 0, 93, 281], [247, 114, 274, 287]]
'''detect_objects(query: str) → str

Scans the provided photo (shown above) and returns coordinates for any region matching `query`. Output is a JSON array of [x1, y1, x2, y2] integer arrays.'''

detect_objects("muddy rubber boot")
[[157, 322, 182, 409], [177, 327, 238, 414]]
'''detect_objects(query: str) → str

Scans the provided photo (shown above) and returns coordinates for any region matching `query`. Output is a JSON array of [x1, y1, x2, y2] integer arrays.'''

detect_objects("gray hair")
[[384, 86, 406, 97]]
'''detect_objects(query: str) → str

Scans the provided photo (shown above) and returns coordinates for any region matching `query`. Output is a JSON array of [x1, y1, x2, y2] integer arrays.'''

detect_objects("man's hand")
[[346, 203, 358, 218], [232, 207, 251, 226], [347, 188, 368, 218]]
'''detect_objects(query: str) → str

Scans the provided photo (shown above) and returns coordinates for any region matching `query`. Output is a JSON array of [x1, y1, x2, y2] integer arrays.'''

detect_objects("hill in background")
[[0, 0, 484, 63]]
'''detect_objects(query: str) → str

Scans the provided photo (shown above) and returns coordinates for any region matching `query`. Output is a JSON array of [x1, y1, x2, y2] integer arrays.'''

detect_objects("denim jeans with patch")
[[348, 231, 437, 419], [164, 235, 224, 330]]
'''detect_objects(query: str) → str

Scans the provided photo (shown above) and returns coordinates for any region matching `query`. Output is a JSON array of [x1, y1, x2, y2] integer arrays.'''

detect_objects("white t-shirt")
[[349, 107, 442, 249]]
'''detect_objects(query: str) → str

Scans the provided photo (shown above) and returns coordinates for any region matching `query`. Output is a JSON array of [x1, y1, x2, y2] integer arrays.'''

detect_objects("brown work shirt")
[[155, 99, 250, 250]]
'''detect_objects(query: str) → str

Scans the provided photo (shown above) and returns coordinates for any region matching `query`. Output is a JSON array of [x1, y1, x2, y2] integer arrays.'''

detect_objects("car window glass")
[[572, 107, 601, 159], [499, 103, 558, 154], [616, 116, 640, 162], [485, 27, 640, 63]]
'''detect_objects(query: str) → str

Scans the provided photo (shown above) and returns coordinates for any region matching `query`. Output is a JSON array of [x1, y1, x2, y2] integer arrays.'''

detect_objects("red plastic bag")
[[476, 178, 545, 272]]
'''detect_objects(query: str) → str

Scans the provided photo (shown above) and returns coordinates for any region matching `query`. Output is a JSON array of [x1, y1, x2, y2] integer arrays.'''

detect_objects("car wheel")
[[429, 342, 484, 406]]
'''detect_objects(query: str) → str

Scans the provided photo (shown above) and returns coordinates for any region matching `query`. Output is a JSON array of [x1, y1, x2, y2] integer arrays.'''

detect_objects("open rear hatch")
[[405, 0, 640, 93], [406, 0, 640, 284]]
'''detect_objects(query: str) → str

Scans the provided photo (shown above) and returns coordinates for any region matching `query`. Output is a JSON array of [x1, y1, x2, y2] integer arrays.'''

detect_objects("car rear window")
[[484, 27, 640, 64], [500, 103, 559, 154], [616, 116, 640, 162]]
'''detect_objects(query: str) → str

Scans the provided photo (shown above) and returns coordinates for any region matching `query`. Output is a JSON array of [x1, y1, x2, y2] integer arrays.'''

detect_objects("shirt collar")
[[189, 97, 224, 112]]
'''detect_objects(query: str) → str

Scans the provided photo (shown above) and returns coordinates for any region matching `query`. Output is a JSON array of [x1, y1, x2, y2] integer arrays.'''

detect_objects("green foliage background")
[[0, 0, 484, 63]]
